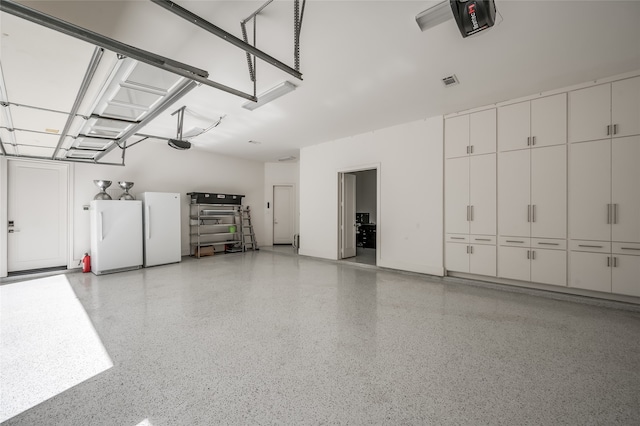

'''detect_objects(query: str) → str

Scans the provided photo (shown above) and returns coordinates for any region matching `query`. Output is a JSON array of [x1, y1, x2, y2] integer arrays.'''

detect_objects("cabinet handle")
[[532, 205, 536, 223], [467, 205, 470, 221], [475, 238, 491, 241], [613, 257, 618, 267], [537, 242, 559, 246], [527, 136, 531, 146], [527, 250, 530, 260], [466, 146, 470, 154], [470, 145, 474, 154], [466, 245, 470, 254], [614, 204, 618, 224], [614, 124, 618, 135], [527, 205, 531, 223], [470, 246, 473, 254], [607, 256, 610, 267], [607, 204, 611, 224], [579, 244, 604, 248], [451, 237, 465, 240], [620, 247, 640, 251], [532, 250, 536, 260], [607, 125, 611, 136], [470, 205, 474, 221], [532, 136, 536, 146], [506, 240, 525, 243]]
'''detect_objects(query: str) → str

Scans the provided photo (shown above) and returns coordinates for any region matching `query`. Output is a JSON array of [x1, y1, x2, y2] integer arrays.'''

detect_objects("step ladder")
[[241, 206, 259, 251]]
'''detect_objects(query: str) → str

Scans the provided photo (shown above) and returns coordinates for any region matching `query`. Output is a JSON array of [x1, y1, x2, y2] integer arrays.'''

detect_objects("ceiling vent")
[[442, 75, 459, 87]]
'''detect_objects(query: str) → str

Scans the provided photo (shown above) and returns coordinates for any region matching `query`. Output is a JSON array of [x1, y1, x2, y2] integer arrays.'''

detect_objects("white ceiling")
[[1, 0, 640, 162]]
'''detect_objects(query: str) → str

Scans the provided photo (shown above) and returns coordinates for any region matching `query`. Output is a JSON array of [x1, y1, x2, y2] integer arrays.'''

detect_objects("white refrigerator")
[[139, 192, 181, 267], [90, 200, 143, 275]]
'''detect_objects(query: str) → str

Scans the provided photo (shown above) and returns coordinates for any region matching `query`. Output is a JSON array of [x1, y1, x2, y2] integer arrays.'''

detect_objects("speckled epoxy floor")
[[4, 250, 640, 425]]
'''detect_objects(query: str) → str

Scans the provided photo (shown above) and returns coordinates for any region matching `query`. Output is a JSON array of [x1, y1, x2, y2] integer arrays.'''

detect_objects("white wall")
[[263, 162, 300, 246], [354, 169, 377, 223], [299, 117, 444, 276], [72, 141, 264, 262]]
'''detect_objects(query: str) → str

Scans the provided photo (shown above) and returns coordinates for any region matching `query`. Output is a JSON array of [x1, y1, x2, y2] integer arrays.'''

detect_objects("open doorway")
[[338, 168, 378, 266]]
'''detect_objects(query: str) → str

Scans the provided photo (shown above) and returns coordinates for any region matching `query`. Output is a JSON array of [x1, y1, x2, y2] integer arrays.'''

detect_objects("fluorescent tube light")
[[242, 81, 296, 111], [416, 1, 453, 32]]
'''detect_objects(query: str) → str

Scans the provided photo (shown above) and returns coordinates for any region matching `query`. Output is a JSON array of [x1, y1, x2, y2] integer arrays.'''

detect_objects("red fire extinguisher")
[[82, 253, 91, 273]]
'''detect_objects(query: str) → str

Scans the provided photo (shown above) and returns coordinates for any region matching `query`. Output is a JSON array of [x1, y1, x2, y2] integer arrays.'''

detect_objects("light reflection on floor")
[[0, 275, 113, 422]]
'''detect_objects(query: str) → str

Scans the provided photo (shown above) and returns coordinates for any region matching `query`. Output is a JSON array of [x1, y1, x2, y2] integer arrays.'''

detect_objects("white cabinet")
[[612, 254, 640, 297], [499, 244, 566, 286], [498, 94, 566, 151], [611, 136, 640, 243], [531, 145, 567, 239], [469, 154, 496, 235], [499, 145, 566, 239], [569, 136, 640, 243], [445, 109, 496, 158], [569, 76, 640, 143], [445, 154, 496, 236], [470, 109, 497, 156], [569, 139, 611, 241], [445, 115, 470, 159], [569, 251, 612, 292], [445, 157, 469, 235], [446, 241, 496, 277], [498, 150, 530, 237], [612, 76, 640, 138]]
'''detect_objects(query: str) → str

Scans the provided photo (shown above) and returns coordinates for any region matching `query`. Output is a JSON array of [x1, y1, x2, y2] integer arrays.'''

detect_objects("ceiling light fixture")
[[277, 155, 296, 162], [248, 140, 261, 144], [415, 1, 453, 32], [242, 81, 297, 111]]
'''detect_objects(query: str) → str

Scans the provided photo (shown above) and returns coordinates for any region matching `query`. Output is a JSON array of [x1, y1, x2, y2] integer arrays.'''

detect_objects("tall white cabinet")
[[444, 73, 640, 300], [445, 108, 497, 277]]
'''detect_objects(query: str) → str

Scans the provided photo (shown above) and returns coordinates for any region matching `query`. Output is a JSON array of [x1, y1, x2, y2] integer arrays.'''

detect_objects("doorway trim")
[[1, 158, 74, 277], [337, 163, 381, 264]]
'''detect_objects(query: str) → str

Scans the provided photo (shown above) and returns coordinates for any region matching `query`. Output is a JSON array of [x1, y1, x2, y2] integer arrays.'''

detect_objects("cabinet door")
[[531, 145, 567, 239], [445, 115, 470, 159], [569, 251, 611, 293], [531, 249, 567, 287], [498, 246, 530, 281], [612, 254, 640, 297], [445, 157, 470, 234], [470, 154, 496, 235], [498, 150, 530, 237], [569, 140, 611, 241], [568, 84, 611, 143], [612, 76, 640, 138], [498, 101, 530, 152], [612, 136, 640, 243], [470, 108, 496, 155], [469, 244, 496, 277], [531, 93, 567, 148], [446, 243, 469, 273]]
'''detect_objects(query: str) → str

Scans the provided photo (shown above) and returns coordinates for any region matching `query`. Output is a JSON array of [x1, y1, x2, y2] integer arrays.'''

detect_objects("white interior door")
[[341, 174, 356, 258], [8, 160, 68, 272], [273, 185, 294, 245]]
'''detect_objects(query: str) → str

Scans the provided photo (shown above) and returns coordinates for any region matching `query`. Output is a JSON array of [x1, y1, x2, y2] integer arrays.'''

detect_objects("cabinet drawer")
[[446, 234, 469, 243], [570, 240, 611, 253], [499, 237, 530, 247], [531, 238, 566, 250], [612, 242, 640, 256], [470, 235, 496, 245]]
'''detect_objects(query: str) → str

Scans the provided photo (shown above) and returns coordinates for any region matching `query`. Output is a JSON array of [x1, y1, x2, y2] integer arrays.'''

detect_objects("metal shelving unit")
[[189, 203, 243, 257]]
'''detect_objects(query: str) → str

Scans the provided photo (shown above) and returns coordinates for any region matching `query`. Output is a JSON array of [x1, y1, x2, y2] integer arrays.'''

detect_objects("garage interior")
[[1, 1, 640, 424]]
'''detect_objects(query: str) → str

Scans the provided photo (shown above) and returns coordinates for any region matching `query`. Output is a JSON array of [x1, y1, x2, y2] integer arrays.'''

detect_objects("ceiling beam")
[[0, 0, 257, 101], [150, 0, 303, 81]]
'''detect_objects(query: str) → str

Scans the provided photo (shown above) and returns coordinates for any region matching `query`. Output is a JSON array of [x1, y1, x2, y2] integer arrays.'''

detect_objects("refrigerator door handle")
[[146, 205, 151, 240], [99, 212, 104, 241]]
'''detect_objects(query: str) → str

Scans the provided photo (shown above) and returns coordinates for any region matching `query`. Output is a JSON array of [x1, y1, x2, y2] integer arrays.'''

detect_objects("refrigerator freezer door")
[[90, 200, 143, 274], [141, 192, 181, 267]]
